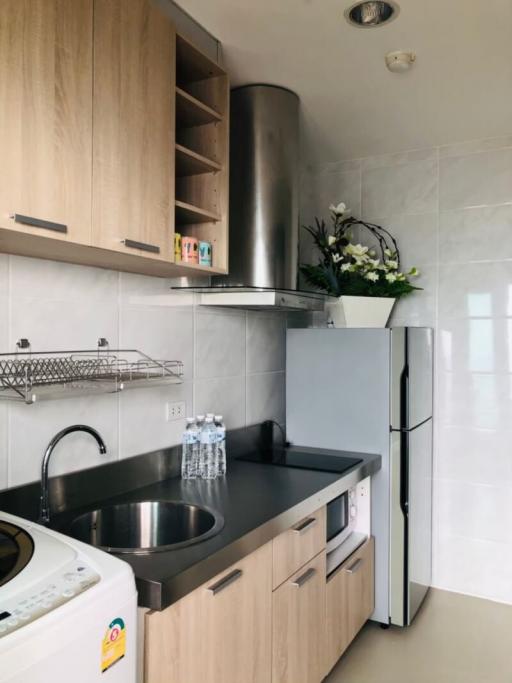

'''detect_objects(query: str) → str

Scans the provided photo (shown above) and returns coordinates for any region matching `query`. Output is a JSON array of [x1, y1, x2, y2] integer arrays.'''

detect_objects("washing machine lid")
[[0, 521, 34, 587]]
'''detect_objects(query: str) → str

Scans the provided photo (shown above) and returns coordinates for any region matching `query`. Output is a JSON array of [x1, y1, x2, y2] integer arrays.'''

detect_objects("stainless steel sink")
[[68, 500, 224, 554]]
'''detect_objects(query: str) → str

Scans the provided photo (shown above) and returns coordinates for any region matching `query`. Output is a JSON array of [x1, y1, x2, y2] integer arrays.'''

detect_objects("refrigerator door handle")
[[391, 417, 433, 434]]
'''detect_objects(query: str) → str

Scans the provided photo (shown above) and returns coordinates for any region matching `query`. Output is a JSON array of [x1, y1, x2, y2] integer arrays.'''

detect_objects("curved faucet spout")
[[39, 425, 107, 525]]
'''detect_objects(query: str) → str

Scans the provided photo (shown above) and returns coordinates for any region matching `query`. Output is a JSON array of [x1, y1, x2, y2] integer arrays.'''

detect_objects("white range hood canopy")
[[172, 287, 329, 312]]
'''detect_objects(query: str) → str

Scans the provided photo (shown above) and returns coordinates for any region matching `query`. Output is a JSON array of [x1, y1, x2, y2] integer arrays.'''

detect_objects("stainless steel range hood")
[[174, 85, 327, 312]]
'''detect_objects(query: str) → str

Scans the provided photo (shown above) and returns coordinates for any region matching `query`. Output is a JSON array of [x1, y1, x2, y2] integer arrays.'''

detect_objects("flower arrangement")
[[300, 202, 421, 298]]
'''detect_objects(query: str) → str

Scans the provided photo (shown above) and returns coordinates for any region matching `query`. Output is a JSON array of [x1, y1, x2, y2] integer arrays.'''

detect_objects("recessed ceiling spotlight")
[[344, 1, 400, 28]]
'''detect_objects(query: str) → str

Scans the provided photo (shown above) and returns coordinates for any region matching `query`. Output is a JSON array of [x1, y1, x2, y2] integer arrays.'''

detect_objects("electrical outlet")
[[166, 401, 186, 422]]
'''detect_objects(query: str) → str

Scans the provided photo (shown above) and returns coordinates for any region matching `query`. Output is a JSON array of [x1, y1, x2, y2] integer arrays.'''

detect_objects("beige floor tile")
[[326, 589, 512, 683]]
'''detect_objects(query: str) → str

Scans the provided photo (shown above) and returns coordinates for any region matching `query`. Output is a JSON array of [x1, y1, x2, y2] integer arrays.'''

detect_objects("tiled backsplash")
[[0, 256, 286, 488], [301, 135, 512, 605]]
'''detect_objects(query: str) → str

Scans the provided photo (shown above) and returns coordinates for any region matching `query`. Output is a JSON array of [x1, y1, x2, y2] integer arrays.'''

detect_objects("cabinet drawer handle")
[[293, 517, 317, 535], [207, 569, 243, 595], [345, 558, 363, 575], [122, 238, 160, 254], [11, 213, 67, 234], [292, 567, 316, 588]]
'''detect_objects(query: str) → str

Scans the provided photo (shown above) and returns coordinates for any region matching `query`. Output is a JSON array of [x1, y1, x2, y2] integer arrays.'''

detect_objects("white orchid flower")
[[329, 202, 349, 217], [332, 253, 343, 263], [366, 272, 379, 282], [344, 243, 369, 258], [340, 263, 352, 272], [384, 248, 393, 257], [368, 258, 380, 268], [328, 235, 337, 246], [385, 260, 398, 270], [385, 273, 397, 283]]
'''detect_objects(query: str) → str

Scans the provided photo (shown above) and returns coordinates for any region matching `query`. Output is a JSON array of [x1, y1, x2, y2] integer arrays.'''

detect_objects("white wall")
[[301, 134, 512, 605], [0, 256, 286, 489]]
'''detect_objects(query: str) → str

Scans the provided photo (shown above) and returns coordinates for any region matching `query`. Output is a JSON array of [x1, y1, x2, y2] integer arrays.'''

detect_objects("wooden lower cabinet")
[[325, 537, 375, 675], [272, 551, 326, 683], [144, 542, 272, 683]]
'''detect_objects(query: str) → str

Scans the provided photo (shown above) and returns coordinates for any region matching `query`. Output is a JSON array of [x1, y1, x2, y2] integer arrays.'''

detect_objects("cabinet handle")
[[207, 569, 243, 595], [122, 238, 160, 254], [293, 517, 317, 534], [292, 567, 316, 588], [11, 213, 67, 234], [345, 558, 363, 575]]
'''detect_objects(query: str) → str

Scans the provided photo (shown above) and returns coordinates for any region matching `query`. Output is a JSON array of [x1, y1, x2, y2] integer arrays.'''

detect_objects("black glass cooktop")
[[237, 448, 363, 475]]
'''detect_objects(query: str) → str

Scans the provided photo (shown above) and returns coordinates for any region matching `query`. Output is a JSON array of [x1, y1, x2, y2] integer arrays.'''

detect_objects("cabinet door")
[[92, 0, 174, 261], [145, 543, 272, 683], [0, 0, 93, 244], [272, 551, 326, 683], [325, 537, 374, 674]]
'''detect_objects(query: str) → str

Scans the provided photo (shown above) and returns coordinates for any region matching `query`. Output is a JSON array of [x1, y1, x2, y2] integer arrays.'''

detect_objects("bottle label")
[[200, 432, 216, 444], [183, 432, 197, 444], [216, 427, 226, 442]]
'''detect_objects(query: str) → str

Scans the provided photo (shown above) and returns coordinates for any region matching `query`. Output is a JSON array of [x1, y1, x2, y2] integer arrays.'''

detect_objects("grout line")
[[116, 272, 122, 461], [6, 255, 12, 487]]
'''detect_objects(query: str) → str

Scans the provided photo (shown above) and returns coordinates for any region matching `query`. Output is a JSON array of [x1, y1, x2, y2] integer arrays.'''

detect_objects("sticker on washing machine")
[[101, 617, 126, 673]]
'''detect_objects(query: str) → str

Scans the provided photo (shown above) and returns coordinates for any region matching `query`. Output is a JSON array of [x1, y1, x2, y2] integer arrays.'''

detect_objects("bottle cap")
[[206, 412, 214, 418], [196, 414, 205, 420], [205, 416, 214, 422], [186, 417, 195, 423], [214, 415, 223, 421]]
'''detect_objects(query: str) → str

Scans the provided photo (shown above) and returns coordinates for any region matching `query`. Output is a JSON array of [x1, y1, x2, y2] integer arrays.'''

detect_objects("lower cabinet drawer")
[[272, 551, 326, 683], [272, 506, 326, 589], [325, 536, 375, 675]]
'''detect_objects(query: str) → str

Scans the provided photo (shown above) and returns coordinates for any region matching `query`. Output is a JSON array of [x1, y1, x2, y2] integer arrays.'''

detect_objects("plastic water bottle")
[[181, 418, 199, 479], [214, 415, 226, 476], [200, 416, 217, 479]]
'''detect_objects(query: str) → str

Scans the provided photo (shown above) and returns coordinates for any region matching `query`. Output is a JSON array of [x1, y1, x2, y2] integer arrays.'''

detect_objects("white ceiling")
[[177, 0, 512, 164]]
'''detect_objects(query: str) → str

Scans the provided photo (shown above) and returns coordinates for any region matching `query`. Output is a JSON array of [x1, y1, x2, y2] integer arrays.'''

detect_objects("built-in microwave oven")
[[326, 486, 367, 575]]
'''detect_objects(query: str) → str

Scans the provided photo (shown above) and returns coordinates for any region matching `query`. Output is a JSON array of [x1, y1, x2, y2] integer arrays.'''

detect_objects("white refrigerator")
[[286, 327, 433, 626]]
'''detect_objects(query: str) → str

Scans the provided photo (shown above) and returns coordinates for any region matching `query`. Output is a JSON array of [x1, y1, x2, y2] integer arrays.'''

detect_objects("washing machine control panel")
[[0, 560, 100, 638]]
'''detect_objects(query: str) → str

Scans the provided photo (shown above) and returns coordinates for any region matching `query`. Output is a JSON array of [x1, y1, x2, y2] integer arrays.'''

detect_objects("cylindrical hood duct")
[[214, 85, 299, 290]]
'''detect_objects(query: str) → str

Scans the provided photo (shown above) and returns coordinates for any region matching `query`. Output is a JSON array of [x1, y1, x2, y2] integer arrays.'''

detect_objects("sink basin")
[[68, 500, 224, 554]]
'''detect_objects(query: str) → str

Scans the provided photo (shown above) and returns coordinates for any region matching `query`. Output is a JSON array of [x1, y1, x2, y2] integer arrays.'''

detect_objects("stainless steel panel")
[[407, 328, 434, 428], [214, 85, 299, 290], [407, 419, 433, 623], [389, 429, 406, 626]]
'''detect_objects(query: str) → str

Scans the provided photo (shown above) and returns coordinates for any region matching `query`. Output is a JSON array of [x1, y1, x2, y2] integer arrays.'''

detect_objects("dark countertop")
[[52, 446, 381, 610]]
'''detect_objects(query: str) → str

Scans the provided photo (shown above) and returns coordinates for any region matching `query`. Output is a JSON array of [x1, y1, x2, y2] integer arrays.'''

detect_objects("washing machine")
[[0, 511, 138, 683]]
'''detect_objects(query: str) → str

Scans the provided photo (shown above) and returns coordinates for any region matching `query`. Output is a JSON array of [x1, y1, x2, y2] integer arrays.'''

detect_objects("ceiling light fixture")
[[344, 1, 400, 28]]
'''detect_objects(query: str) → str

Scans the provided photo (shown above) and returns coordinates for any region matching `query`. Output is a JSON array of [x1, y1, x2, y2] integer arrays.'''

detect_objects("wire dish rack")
[[0, 341, 184, 404]]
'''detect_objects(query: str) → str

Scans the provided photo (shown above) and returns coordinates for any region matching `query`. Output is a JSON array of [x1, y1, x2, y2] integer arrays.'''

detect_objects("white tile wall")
[[0, 256, 287, 489], [301, 134, 512, 605]]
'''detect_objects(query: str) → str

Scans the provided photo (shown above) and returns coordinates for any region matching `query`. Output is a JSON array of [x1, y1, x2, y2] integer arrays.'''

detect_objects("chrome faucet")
[[39, 425, 107, 525]]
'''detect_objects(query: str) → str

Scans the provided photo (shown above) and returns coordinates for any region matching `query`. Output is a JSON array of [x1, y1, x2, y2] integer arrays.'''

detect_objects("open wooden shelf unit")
[[174, 34, 229, 274]]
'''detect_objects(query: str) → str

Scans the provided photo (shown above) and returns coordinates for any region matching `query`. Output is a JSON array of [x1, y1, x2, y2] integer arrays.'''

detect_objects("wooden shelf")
[[175, 143, 221, 177], [176, 86, 222, 127], [173, 260, 227, 276], [175, 200, 221, 225], [176, 34, 226, 84]]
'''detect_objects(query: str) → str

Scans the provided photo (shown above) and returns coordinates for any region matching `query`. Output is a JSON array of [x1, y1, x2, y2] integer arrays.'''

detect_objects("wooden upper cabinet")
[[92, 0, 175, 261], [0, 0, 93, 244]]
